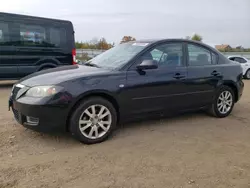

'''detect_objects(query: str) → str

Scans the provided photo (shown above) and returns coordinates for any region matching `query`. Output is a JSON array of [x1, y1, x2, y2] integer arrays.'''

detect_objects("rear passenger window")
[[0, 22, 10, 45], [240, 58, 247, 63], [188, 44, 212, 66], [50, 27, 67, 47], [20, 24, 46, 46], [15, 23, 67, 48], [234, 57, 245, 63]]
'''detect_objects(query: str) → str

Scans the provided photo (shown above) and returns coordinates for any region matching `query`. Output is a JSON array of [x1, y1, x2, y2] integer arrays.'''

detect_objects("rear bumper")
[[236, 80, 244, 102], [11, 100, 69, 132]]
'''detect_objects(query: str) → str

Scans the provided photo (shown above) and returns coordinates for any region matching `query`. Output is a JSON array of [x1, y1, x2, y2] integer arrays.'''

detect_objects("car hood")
[[19, 65, 111, 87]]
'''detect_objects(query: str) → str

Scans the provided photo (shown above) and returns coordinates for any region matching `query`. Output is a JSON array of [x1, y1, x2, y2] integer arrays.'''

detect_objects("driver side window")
[[139, 43, 184, 67]]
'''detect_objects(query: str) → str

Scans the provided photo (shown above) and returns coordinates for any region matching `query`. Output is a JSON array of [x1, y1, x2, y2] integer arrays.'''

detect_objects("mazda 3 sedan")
[[9, 39, 244, 144]]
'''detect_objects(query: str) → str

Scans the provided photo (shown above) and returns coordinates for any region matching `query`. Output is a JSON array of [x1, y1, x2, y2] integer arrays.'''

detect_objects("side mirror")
[[136, 60, 158, 70]]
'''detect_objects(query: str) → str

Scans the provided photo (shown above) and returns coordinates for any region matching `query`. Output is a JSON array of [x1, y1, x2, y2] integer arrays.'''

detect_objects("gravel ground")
[[1, 80, 250, 188]]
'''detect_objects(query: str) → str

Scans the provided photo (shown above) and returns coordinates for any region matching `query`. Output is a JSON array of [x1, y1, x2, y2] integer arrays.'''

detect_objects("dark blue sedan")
[[9, 39, 244, 144]]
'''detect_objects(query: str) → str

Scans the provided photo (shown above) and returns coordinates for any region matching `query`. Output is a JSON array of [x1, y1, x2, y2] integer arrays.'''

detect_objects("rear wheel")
[[208, 86, 235, 118], [69, 97, 117, 144], [245, 69, 250, 79]]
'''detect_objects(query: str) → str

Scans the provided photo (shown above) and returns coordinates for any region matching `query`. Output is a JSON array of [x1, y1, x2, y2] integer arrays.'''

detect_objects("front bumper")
[[10, 99, 69, 132]]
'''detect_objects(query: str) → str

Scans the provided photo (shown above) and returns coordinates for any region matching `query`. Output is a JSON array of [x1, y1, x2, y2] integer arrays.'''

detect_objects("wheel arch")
[[244, 68, 250, 78], [36, 58, 60, 71], [66, 91, 120, 131], [222, 81, 239, 102]]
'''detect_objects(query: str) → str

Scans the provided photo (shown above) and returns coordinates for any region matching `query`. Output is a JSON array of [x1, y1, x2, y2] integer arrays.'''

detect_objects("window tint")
[[234, 57, 240, 63], [150, 49, 163, 62], [239, 58, 247, 63], [233, 57, 246, 63], [20, 24, 46, 46], [0, 22, 10, 45], [140, 43, 183, 67], [188, 44, 212, 66], [241, 58, 247, 63], [211, 52, 218, 64], [50, 27, 67, 47], [7, 23, 67, 47]]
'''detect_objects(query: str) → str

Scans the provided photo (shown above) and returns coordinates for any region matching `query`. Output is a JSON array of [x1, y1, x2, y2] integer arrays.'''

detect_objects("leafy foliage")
[[120, 36, 136, 43], [75, 38, 114, 50], [218, 48, 250, 52], [191, 34, 203, 41]]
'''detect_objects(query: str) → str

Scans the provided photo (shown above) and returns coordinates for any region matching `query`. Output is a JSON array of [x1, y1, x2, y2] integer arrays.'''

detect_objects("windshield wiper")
[[83, 62, 101, 68]]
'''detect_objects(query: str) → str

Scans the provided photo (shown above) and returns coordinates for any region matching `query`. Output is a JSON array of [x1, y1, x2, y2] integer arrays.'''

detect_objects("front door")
[[121, 42, 189, 116]]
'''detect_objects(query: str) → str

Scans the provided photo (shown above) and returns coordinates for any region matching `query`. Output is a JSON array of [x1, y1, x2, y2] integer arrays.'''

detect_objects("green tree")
[[191, 33, 203, 41], [75, 41, 82, 48], [97, 38, 109, 50], [75, 38, 114, 50]]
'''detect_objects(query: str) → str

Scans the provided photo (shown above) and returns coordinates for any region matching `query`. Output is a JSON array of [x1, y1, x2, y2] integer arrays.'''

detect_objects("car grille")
[[12, 108, 19, 121]]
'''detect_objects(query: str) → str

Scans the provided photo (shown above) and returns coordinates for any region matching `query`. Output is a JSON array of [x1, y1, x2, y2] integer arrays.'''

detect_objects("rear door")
[[186, 42, 221, 107], [0, 21, 18, 79]]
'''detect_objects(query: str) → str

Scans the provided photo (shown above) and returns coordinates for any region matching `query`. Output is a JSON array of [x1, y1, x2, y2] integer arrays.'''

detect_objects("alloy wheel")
[[217, 91, 233, 114], [78, 105, 112, 139]]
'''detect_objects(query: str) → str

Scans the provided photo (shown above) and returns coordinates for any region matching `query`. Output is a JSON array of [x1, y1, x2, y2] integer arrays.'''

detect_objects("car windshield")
[[84, 42, 149, 69]]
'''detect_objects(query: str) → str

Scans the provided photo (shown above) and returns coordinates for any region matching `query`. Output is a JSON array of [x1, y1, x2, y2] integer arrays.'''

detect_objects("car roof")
[[134, 38, 203, 44], [0, 12, 72, 24], [228, 55, 244, 57], [130, 38, 218, 52]]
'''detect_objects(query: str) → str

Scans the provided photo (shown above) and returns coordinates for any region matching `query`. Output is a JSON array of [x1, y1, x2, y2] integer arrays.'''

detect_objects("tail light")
[[72, 48, 77, 65]]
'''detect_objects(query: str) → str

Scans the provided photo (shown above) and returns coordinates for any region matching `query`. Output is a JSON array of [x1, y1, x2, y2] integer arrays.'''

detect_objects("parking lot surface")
[[1, 81, 250, 188]]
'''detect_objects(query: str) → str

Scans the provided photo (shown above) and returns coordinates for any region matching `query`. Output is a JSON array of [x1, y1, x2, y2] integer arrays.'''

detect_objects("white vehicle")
[[228, 56, 250, 79]]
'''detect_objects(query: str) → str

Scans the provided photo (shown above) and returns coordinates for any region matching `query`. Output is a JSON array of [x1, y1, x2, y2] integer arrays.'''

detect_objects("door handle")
[[173, 73, 185, 79], [211, 70, 221, 76]]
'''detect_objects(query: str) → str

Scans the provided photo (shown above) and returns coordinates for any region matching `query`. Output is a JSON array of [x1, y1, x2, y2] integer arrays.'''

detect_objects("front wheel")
[[208, 86, 235, 118], [69, 97, 117, 144]]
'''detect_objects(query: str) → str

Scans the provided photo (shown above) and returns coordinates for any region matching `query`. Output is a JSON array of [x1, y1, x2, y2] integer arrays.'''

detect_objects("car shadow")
[[116, 110, 209, 131]]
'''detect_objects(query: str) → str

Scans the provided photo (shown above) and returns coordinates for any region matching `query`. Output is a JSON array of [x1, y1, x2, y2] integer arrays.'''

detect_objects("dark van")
[[0, 12, 76, 80]]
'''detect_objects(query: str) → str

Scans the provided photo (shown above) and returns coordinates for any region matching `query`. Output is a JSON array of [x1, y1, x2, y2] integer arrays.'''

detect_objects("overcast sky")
[[1, 0, 250, 47]]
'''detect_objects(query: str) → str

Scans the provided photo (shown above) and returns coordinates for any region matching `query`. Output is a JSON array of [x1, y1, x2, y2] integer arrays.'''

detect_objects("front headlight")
[[26, 86, 63, 98]]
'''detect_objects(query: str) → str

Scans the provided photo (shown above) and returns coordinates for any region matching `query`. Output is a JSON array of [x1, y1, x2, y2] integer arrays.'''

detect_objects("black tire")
[[208, 85, 235, 118], [244, 69, 250, 80], [69, 97, 117, 144]]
